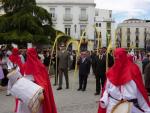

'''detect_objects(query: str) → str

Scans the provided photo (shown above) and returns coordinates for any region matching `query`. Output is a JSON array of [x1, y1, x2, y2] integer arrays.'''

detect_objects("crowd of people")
[[0, 44, 150, 113]]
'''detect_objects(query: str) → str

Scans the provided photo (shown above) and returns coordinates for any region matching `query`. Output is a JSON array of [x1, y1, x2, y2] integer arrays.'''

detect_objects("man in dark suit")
[[77, 51, 91, 91], [94, 47, 114, 95], [57, 44, 69, 90]]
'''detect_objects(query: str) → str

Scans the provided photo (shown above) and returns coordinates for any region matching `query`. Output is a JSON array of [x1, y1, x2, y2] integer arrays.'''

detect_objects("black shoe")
[[82, 89, 86, 91], [77, 88, 82, 91], [94, 92, 100, 95], [6, 94, 11, 96], [66, 87, 69, 89], [57, 87, 62, 90]]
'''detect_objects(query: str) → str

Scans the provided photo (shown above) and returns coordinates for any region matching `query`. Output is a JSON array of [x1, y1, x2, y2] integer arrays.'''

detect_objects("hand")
[[100, 101, 106, 108]]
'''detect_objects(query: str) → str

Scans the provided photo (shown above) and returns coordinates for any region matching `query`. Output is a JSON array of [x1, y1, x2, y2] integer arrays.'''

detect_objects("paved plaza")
[[0, 71, 99, 113]]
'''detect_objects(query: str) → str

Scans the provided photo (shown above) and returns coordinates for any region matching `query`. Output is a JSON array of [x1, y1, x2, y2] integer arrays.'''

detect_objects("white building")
[[117, 19, 150, 50], [94, 9, 115, 48], [37, 0, 96, 50], [37, 0, 115, 50]]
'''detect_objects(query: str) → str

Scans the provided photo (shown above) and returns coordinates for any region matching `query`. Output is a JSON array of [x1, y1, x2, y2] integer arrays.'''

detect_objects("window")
[[136, 28, 139, 35], [127, 43, 130, 48], [127, 28, 130, 36], [96, 23, 101, 27], [65, 8, 71, 14], [107, 30, 111, 35], [80, 25, 86, 36], [136, 43, 139, 48], [136, 36, 139, 42], [65, 25, 71, 36], [50, 8, 55, 18], [96, 23, 98, 27], [127, 28, 130, 33], [95, 10, 99, 16], [127, 35, 130, 42], [81, 8, 86, 16], [109, 13, 112, 18], [107, 22, 111, 29], [99, 23, 101, 27], [136, 28, 139, 32]]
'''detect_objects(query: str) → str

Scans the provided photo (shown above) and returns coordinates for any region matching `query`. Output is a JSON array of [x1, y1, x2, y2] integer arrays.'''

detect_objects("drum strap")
[[108, 94, 144, 112]]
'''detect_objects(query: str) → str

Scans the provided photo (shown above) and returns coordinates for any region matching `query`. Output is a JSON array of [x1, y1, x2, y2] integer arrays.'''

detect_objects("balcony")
[[103, 18, 115, 22], [63, 14, 73, 21], [79, 14, 88, 21]]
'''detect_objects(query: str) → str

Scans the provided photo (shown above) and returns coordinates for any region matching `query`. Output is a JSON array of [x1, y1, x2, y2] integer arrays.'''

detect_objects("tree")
[[0, 0, 56, 44]]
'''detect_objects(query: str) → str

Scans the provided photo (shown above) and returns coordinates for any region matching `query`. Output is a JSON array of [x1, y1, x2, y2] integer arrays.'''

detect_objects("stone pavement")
[[0, 70, 100, 113]]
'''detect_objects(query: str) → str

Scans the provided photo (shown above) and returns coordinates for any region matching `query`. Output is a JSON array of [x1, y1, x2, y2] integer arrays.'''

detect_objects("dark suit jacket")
[[78, 57, 91, 75], [95, 53, 114, 76]]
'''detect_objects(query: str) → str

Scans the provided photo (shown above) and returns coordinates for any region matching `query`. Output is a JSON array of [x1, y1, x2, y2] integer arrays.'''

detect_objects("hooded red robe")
[[23, 48, 57, 113], [98, 48, 150, 113], [9, 48, 57, 113]]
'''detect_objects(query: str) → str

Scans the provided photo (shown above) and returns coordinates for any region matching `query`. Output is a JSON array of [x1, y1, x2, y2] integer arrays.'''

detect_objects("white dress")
[[100, 79, 150, 113], [16, 75, 43, 113]]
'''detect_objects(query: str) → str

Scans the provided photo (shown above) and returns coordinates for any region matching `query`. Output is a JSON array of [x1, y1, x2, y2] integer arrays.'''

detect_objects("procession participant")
[[8, 47, 23, 113], [98, 48, 150, 113], [12, 45, 57, 113]]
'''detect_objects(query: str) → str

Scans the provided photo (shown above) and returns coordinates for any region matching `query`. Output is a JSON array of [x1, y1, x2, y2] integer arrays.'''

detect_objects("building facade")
[[117, 19, 150, 50], [94, 9, 115, 48], [37, 0, 115, 50]]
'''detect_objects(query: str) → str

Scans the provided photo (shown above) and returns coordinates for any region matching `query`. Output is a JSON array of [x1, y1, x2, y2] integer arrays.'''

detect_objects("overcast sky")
[[95, 0, 150, 23]]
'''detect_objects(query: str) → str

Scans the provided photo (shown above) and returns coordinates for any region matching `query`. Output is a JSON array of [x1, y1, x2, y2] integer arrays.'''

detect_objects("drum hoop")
[[28, 87, 43, 112], [7, 69, 17, 78], [111, 100, 132, 113], [28, 88, 43, 107]]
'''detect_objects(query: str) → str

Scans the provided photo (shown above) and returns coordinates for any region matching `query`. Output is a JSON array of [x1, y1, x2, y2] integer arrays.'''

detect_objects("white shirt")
[[100, 79, 150, 113]]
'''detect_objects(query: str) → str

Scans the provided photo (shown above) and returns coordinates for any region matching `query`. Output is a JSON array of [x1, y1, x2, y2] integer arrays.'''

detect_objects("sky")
[[95, 0, 150, 23]]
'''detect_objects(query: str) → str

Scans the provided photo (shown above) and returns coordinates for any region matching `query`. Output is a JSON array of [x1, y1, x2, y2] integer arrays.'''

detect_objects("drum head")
[[111, 101, 132, 113]]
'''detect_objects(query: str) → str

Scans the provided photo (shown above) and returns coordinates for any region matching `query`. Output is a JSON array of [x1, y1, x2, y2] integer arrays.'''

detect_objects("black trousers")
[[96, 73, 106, 94], [79, 74, 88, 90]]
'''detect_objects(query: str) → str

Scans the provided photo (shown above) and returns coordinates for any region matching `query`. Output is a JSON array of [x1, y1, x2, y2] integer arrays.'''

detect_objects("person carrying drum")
[[98, 48, 150, 113], [9, 46, 57, 113]]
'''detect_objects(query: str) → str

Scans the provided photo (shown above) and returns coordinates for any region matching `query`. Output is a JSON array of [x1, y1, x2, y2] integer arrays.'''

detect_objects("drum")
[[111, 100, 143, 113], [10, 77, 44, 113], [7, 69, 22, 85], [111, 101, 132, 113]]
